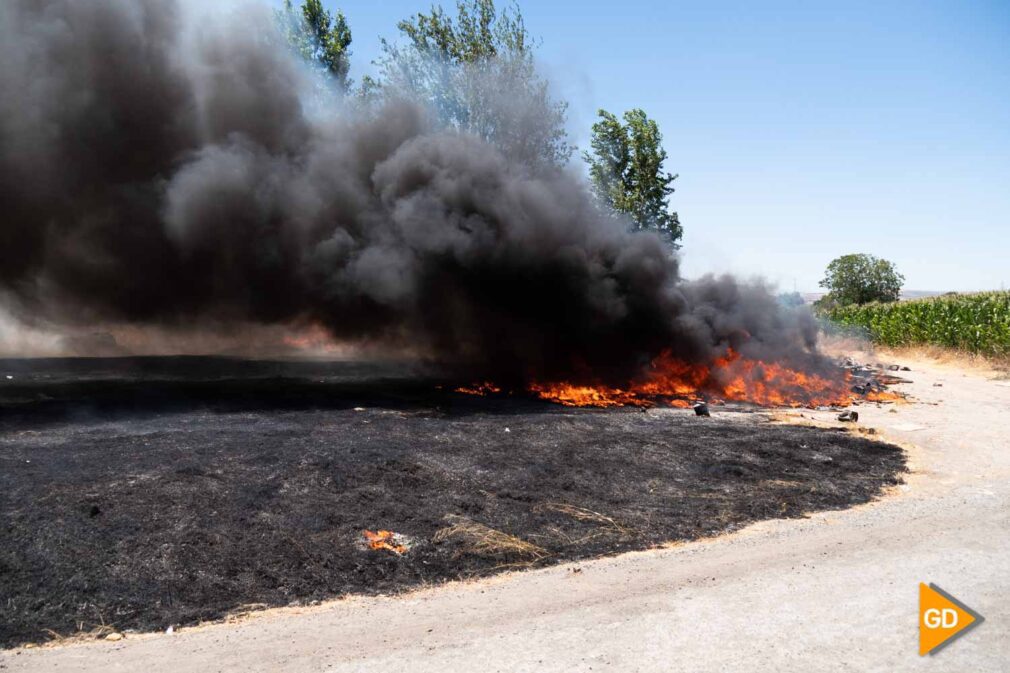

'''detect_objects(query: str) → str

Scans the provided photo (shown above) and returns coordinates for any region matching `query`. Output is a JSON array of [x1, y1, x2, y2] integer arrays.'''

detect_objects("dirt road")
[[4, 353, 1009, 672]]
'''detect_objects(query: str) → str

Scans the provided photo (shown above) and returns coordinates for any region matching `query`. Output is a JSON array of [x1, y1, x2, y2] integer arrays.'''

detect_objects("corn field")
[[823, 291, 1010, 358]]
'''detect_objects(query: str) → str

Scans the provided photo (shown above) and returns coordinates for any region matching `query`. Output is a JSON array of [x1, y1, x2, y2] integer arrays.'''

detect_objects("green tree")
[[817, 254, 904, 306], [278, 0, 352, 89], [377, 0, 572, 170], [584, 109, 681, 245]]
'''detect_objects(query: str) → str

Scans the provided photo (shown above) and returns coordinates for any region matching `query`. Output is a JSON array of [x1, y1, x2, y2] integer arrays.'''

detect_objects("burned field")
[[0, 358, 905, 647]]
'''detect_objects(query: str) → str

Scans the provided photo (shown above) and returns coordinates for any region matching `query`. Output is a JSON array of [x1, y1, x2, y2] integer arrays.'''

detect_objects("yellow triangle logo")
[[919, 583, 984, 655]]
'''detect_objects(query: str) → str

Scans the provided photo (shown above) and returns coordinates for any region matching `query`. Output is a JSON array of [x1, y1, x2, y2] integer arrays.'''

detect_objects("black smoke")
[[0, 0, 822, 384]]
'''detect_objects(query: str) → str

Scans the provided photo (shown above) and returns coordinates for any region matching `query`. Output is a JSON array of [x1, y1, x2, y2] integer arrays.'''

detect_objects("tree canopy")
[[377, 0, 573, 170], [275, 2, 687, 237], [396, 0, 527, 61], [818, 254, 904, 306], [278, 0, 353, 89], [584, 109, 681, 246]]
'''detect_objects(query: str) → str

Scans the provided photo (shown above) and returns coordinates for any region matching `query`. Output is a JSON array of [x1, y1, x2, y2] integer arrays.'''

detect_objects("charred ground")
[[0, 358, 905, 647]]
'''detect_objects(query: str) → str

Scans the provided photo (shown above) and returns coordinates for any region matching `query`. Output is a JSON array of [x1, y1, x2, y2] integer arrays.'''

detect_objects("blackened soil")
[[0, 358, 905, 647]]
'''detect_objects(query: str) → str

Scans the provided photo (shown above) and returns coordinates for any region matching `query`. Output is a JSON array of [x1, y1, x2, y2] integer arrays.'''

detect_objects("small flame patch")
[[362, 529, 408, 555], [453, 382, 502, 396]]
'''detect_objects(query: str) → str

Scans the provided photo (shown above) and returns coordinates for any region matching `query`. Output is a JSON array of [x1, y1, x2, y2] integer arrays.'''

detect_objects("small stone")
[[837, 410, 858, 422], [105, 633, 123, 642]]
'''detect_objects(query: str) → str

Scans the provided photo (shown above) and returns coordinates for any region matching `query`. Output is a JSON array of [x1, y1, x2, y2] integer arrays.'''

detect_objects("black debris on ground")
[[840, 358, 912, 390], [0, 358, 905, 647]]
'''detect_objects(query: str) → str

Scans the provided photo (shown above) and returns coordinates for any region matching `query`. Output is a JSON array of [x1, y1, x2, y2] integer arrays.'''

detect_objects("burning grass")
[[363, 530, 409, 555], [0, 358, 906, 648], [465, 348, 902, 409]]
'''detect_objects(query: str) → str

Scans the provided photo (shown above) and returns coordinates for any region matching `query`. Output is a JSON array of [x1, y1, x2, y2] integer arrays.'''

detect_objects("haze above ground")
[[334, 0, 1009, 294]]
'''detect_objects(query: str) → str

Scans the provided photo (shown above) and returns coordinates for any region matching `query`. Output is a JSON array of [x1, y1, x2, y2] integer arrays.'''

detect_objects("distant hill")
[[900, 290, 947, 300]]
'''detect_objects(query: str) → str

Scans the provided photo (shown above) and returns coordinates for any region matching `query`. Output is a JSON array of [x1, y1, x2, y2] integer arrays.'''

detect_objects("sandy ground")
[[4, 351, 1009, 672]]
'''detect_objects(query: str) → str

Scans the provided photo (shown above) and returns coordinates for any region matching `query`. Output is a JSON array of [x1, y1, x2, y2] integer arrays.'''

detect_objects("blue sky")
[[326, 0, 1009, 292]]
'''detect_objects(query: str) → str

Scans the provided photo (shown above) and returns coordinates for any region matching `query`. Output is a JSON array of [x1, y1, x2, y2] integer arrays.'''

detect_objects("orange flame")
[[363, 529, 407, 554], [525, 383, 643, 407], [529, 348, 858, 409], [864, 389, 905, 403], [453, 382, 502, 396], [282, 323, 344, 353]]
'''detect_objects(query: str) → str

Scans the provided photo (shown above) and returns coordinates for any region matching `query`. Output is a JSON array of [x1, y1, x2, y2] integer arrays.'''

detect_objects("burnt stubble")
[[0, 358, 905, 647]]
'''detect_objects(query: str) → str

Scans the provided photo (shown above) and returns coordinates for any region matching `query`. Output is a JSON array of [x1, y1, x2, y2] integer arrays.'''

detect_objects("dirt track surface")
[[4, 353, 1010, 671]]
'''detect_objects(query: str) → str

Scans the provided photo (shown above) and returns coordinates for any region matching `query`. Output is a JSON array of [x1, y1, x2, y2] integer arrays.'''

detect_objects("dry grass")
[[766, 411, 880, 439], [29, 618, 120, 648], [221, 603, 270, 623], [433, 516, 548, 565], [876, 345, 1010, 378], [760, 479, 806, 489], [535, 502, 634, 538], [819, 333, 1010, 378]]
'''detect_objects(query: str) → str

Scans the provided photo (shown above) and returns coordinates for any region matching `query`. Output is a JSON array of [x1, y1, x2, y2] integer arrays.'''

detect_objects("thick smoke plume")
[[0, 0, 821, 384]]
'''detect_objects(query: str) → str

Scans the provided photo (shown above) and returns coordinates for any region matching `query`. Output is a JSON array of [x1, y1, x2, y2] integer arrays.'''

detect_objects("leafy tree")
[[817, 254, 904, 306], [277, 0, 352, 89], [377, 0, 573, 170], [397, 1, 522, 61], [584, 109, 681, 246]]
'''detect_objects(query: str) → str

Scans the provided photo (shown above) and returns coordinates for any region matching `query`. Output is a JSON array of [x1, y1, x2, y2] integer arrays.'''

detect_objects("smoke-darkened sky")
[[0, 0, 827, 376]]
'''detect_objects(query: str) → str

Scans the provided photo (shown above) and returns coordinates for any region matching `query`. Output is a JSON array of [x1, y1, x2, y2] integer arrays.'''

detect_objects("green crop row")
[[821, 291, 1010, 357]]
